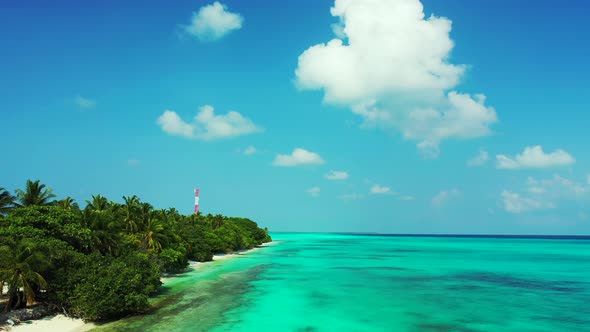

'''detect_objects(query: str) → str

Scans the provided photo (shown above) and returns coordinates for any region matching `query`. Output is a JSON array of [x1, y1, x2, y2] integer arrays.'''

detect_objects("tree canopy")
[[0, 180, 271, 320]]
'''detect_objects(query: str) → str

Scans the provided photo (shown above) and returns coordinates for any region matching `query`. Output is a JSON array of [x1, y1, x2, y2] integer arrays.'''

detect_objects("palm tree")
[[14, 180, 56, 207], [89, 213, 122, 256], [133, 202, 153, 233], [213, 214, 225, 229], [121, 195, 140, 234], [85, 194, 109, 213], [56, 196, 79, 210], [83, 195, 121, 254], [0, 240, 48, 311], [0, 187, 15, 216], [142, 212, 168, 252], [166, 207, 181, 222]]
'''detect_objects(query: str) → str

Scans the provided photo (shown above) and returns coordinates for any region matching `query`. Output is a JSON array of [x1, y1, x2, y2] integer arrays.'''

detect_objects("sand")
[[6, 314, 94, 332]]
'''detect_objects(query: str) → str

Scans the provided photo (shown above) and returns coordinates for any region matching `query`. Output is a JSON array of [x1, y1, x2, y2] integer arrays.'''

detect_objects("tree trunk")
[[9, 291, 26, 310]]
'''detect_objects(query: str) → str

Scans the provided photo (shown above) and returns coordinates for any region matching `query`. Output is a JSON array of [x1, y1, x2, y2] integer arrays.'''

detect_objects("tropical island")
[[0, 180, 271, 327]]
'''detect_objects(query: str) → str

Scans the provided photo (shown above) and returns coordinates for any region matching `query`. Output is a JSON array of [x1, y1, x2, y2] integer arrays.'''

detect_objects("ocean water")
[[92, 233, 590, 331]]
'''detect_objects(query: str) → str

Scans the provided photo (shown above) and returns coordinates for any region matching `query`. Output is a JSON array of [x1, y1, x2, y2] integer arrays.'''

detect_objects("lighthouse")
[[194, 188, 200, 214]]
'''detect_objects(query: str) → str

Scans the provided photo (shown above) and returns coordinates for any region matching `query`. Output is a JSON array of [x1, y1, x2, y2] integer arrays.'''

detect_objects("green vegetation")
[[0, 180, 271, 321]]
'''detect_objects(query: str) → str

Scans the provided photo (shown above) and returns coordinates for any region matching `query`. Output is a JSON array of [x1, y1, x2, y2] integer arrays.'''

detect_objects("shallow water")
[[92, 233, 590, 331]]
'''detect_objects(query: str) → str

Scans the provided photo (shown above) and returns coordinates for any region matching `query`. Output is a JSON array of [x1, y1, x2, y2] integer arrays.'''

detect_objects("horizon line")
[[268, 232, 590, 239]]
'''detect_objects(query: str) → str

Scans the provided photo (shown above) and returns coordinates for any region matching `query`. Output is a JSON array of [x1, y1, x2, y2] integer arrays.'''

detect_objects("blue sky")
[[1, 0, 589, 234]]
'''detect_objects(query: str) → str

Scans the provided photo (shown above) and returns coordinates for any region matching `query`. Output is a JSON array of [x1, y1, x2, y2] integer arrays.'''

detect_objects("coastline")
[[5, 242, 276, 332]]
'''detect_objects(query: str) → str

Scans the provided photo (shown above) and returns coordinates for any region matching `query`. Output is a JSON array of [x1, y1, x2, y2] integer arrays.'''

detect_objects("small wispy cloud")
[[273, 148, 325, 167], [127, 159, 140, 166], [501, 174, 589, 214], [75, 96, 96, 109], [431, 189, 461, 207], [307, 186, 321, 197], [501, 190, 554, 213], [243, 145, 257, 155], [467, 148, 489, 167], [325, 170, 349, 180], [370, 184, 393, 195], [339, 193, 363, 200]]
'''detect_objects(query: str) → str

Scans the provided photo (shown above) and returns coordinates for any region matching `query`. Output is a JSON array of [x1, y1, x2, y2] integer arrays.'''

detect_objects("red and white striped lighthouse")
[[194, 188, 200, 214]]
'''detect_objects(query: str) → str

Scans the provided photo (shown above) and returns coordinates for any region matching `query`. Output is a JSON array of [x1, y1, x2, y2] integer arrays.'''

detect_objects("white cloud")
[[539, 174, 586, 197], [156, 105, 262, 141], [272, 148, 325, 167], [157, 110, 194, 138], [467, 149, 489, 167], [496, 146, 575, 170], [194, 105, 262, 140], [295, 0, 497, 155], [528, 186, 545, 194], [127, 159, 140, 166], [183, 2, 243, 41], [431, 189, 461, 207], [399, 195, 415, 201], [244, 145, 257, 155], [325, 170, 349, 180], [501, 174, 588, 213], [307, 186, 321, 197], [370, 184, 392, 195], [501, 190, 552, 213], [75, 96, 96, 109], [339, 193, 363, 200]]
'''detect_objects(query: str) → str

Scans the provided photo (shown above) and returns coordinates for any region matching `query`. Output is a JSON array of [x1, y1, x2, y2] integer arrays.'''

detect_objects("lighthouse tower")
[[194, 188, 200, 214]]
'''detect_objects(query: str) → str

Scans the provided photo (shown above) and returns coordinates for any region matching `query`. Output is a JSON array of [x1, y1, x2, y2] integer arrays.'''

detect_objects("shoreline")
[[5, 242, 276, 332], [160, 241, 276, 284]]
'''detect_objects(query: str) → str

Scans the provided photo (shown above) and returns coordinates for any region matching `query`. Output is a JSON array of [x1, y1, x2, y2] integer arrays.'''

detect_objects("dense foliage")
[[0, 180, 271, 321]]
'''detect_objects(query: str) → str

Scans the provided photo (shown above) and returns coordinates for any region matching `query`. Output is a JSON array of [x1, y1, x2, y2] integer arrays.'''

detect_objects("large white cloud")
[[272, 148, 325, 167], [325, 170, 349, 180], [183, 2, 243, 41], [295, 0, 497, 155], [156, 105, 262, 140], [496, 146, 575, 170]]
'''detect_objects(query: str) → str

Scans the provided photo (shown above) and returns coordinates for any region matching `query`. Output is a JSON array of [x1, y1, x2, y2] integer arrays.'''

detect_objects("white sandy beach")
[[6, 314, 94, 332], [210, 242, 274, 262], [7, 242, 276, 332]]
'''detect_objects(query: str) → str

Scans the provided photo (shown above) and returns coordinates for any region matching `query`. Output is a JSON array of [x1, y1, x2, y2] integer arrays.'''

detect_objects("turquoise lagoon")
[[93, 233, 590, 331]]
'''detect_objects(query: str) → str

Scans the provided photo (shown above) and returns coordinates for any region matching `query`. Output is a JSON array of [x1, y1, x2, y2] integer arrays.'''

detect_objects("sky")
[[1, 0, 590, 234]]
